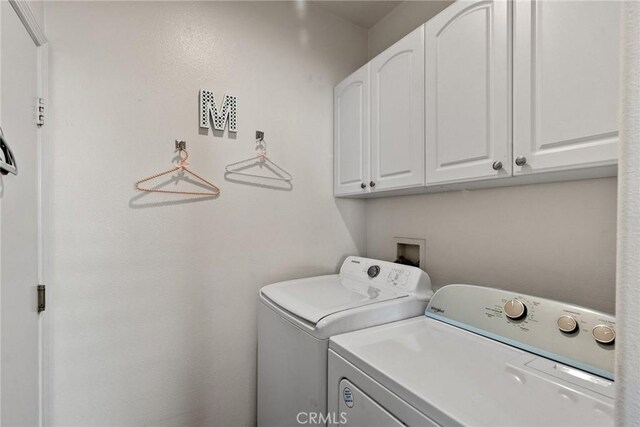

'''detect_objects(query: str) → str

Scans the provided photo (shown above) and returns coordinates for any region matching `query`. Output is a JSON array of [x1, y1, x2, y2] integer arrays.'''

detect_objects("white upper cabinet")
[[512, 0, 621, 175], [334, 0, 620, 197], [370, 26, 425, 192], [334, 64, 370, 196], [425, 0, 510, 185]]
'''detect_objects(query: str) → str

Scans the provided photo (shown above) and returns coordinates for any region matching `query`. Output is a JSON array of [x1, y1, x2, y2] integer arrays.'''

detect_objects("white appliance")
[[257, 256, 433, 427], [328, 284, 615, 426]]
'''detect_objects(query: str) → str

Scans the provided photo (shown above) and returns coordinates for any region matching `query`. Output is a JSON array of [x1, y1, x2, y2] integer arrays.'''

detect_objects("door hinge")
[[37, 285, 46, 312], [36, 98, 45, 126]]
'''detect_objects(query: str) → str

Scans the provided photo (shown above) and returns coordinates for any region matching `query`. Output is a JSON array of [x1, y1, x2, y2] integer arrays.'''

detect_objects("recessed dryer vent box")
[[393, 237, 426, 270]]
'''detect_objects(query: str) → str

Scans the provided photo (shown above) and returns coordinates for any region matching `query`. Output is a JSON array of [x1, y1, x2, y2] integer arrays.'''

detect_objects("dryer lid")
[[329, 316, 614, 427], [260, 274, 407, 325]]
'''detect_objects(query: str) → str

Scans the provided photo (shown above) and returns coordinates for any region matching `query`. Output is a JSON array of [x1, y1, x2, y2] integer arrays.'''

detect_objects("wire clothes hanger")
[[135, 140, 220, 196], [224, 131, 293, 182], [0, 126, 18, 176]]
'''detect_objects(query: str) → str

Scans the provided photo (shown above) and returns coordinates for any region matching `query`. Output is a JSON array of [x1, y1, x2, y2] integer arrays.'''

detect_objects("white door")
[[370, 26, 425, 192], [512, 0, 621, 175], [425, 0, 510, 185], [334, 64, 370, 196], [1, 1, 42, 425]]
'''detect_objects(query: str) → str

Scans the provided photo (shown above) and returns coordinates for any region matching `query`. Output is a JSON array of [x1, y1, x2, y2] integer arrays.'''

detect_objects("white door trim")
[[3, 2, 49, 426], [616, 1, 640, 424], [37, 43, 50, 427], [1, 4, 3, 423], [8, 0, 47, 47]]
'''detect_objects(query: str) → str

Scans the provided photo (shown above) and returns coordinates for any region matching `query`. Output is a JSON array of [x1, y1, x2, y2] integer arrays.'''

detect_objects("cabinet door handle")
[[492, 161, 503, 171], [369, 181, 376, 187], [360, 182, 366, 189], [515, 156, 527, 166]]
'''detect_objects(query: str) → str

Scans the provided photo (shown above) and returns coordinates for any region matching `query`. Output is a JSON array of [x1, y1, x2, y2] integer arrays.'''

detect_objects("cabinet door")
[[425, 0, 510, 185], [370, 26, 425, 192], [513, 0, 620, 175], [334, 64, 370, 196]]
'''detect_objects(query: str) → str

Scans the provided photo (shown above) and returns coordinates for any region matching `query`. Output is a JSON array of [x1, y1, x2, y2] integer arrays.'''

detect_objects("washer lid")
[[260, 274, 408, 325]]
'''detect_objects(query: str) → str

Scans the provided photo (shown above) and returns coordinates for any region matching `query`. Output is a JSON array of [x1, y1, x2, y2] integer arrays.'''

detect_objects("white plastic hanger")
[[224, 131, 292, 182]]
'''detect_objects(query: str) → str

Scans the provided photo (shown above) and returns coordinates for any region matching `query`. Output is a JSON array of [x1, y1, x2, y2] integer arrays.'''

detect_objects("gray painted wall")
[[366, 179, 617, 313], [44, 2, 367, 425]]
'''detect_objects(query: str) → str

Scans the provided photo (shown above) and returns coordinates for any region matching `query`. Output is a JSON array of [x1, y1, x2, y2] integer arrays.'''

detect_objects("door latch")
[[36, 98, 45, 126]]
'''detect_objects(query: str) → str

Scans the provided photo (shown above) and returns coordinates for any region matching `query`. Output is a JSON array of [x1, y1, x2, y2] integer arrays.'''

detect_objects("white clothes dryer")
[[328, 284, 615, 426]]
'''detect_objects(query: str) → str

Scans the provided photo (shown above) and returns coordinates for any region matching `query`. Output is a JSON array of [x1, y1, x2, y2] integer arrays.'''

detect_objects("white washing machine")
[[328, 284, 615, 426], [257, 256, 433, 427]]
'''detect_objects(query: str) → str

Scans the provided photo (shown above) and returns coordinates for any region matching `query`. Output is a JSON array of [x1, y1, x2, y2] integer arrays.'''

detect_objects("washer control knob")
[[592, 325, 616, 344], [557, 316, 578, 333], [367, 265, 381, 278], [503, 299, 527, 320]]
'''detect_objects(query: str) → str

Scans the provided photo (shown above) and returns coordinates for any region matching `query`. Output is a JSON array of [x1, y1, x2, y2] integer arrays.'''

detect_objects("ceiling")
[[311, 1, 402, 29]]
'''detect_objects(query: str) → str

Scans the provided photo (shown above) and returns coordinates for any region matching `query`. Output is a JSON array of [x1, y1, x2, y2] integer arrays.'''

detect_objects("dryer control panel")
[[340, 256, 433, 301], [425, 284, 615, 379]]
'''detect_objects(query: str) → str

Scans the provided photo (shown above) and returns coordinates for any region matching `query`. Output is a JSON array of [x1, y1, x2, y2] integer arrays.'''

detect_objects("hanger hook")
[[173, 140, 189, 167], [177, 148, 189, 165], [256, 142, 267, 158], [255, 131, 267, 157]]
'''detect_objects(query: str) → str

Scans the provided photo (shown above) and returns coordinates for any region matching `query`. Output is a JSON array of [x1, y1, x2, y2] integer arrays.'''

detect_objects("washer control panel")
[[425, 284, 615, 379], [340, 256, 433, 301]]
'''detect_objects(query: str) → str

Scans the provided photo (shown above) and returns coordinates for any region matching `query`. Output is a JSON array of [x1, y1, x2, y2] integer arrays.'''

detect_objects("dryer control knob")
[[503, 299, 527, 320], [592, 325, 615, 344], [557, 316, 578, 333], [367, 265, 381, 278]]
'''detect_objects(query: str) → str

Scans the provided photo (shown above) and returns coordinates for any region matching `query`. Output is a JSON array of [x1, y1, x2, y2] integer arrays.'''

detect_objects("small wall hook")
[[255, 131, 264, 141], [175, 140, 186, 151]]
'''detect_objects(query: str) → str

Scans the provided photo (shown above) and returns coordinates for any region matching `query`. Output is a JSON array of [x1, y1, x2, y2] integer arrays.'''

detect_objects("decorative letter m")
[[199, 90, 237, 132]]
